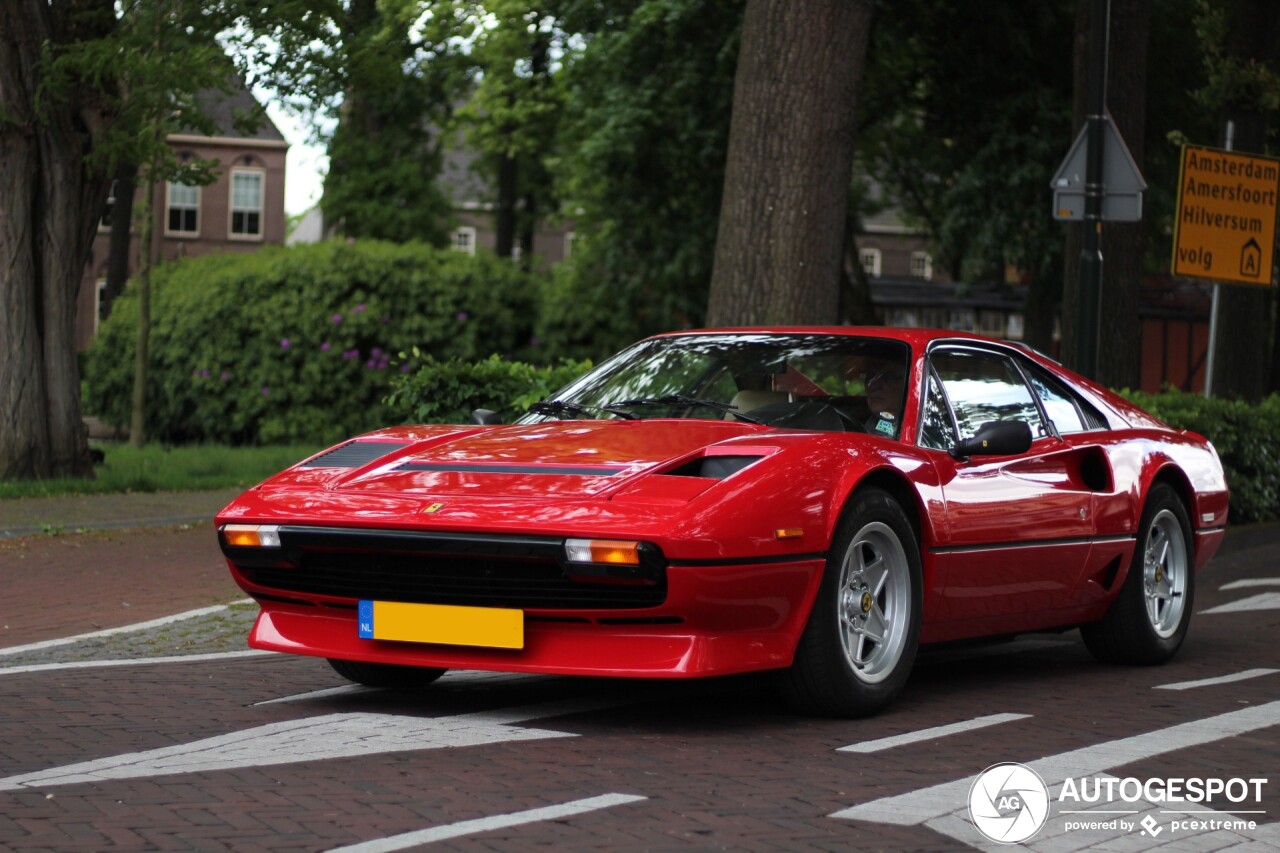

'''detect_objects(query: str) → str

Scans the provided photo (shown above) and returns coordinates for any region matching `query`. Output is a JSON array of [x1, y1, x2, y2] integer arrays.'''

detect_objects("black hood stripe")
[[395, 462, 626, 476]]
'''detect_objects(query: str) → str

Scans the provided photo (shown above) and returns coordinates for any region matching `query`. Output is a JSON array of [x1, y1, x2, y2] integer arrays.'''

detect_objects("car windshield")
[[519, 333, 912, 437]]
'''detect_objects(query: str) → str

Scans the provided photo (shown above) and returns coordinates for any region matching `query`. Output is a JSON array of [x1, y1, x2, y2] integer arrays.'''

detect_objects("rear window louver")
[[301, 441, 410, 469]]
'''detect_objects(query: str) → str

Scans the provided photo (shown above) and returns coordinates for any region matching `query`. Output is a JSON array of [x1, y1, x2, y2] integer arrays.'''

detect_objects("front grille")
[[229, 526, 667, 610]]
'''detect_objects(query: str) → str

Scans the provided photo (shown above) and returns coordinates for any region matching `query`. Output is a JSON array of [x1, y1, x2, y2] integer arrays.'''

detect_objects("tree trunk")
[[1211, 0, 1279, 401], [130, 167, 157, 448], [1061, 0, 1150, 388], [495, 151, 517, 258], [1, 0, 115, 480], [707, 0, 874, 326], [102, 160, 138, 321]]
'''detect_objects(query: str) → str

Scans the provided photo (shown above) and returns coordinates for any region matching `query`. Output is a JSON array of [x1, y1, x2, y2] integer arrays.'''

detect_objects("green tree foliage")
[[540, 0, 745, 358], [453, 1, 567, 260], [85, 242, 543, 445], [857, 0, 1074, 288], [0, 0, 285, 480], [234, 0, 469, 242]]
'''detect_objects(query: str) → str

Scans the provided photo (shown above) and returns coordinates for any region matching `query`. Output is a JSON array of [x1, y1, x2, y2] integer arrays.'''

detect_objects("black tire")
[[1081, 483, 1195, 665], [778, 488, 922, 717], [327, 658, 448, 688]]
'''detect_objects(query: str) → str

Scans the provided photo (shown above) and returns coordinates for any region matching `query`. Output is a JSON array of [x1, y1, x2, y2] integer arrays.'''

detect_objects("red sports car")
[[217, 328, 1228, 717]]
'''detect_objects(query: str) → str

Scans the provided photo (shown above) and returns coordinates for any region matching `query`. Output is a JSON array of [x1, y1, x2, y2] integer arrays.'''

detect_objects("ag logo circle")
[[968, 762, 1050, 844]]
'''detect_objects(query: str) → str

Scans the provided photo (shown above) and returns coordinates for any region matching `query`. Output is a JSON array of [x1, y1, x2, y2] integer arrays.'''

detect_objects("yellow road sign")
[[1172, 145, 1279, 286]]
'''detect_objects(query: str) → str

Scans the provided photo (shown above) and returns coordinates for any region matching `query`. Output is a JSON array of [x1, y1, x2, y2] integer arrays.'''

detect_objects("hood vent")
[[667, 455, 762, 479], [302, 441, 410, 469]]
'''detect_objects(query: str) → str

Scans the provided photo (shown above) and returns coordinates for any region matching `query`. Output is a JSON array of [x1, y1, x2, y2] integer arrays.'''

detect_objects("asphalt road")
[[0, 523, 1277, 851]]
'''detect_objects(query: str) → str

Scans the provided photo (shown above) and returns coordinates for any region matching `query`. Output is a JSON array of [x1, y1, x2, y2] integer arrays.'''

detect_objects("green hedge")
[[85, 241, 543, 445], [1122, 389, 1280, 525], [384, 354, 591, 425]]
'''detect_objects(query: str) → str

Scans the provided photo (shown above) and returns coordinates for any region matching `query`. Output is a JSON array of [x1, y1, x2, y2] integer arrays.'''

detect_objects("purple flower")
[[261, 386, 270, 397], [380, 315, 390, 324], [220, 371, 229, 381], [371, 347, 382, 358], [400, 364, 412, 373], [455, 311, 469, 322], [529, 337, 541, 348], [320, 342, 331, 352], [354, 303, 366, 313], [343, 349, 360, 361], [331, 314, 343, 324], [200, 369, 210, 378], [280, 338, 291, 350]]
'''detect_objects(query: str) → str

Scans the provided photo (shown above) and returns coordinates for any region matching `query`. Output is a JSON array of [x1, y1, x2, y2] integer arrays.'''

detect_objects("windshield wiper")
[[600, 394, 763, 424], [526, 400, 639, 420]]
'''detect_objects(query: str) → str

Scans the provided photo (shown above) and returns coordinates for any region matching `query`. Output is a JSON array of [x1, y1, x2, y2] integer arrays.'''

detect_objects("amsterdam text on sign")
[[1172, 145, 1280, 286]]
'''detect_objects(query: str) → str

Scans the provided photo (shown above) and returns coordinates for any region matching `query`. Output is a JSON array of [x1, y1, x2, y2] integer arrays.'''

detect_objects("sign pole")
[[1203, 122, 1234, 398], [1076, 0, 1109, 380]]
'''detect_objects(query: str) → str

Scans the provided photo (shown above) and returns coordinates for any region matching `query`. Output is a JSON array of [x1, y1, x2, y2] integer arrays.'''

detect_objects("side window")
[[919, 367, 957, 451], [1024, 364, 1086, 434], [930, 349, 1043, 441]]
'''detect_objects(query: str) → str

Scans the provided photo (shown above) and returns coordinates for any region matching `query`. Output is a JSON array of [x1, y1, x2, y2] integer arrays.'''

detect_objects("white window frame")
[[564, 231, 575, 260], [860, 247, 882, 277], [910, 251, 933, 281], [228, 168, 265, 240], [165, 181, 200, 236], [451, 226, 477, 255]]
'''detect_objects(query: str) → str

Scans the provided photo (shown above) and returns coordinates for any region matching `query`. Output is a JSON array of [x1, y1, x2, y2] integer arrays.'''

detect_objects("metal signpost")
[[1048, 0, 1146, 381]]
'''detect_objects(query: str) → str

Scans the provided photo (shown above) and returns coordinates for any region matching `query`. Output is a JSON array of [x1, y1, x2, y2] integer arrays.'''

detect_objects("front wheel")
[[1081, 483, 1195, 665], [778, 488, 922, 717], [327, 658, 448, 688]]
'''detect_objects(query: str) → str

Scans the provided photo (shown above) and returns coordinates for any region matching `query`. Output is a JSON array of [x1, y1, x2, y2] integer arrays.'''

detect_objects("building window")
[[167, 182, 199, 235], [451, 226, 477, 255], [860, 248, 882, 277], [976, 310, 1006, 337], [910, 251, 933, 280], [230, 170, 264, 238]]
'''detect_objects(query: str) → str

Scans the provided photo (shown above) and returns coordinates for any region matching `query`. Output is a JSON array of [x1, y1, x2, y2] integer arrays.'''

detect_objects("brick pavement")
[[0, 490, 246, 649]]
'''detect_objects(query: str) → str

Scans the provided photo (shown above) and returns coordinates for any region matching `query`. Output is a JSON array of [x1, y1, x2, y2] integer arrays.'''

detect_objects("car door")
[[920, 346, 1097, 626]]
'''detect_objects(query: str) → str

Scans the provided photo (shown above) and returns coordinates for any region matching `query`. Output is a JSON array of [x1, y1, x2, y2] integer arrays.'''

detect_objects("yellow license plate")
[[358, 600, 524, 649]]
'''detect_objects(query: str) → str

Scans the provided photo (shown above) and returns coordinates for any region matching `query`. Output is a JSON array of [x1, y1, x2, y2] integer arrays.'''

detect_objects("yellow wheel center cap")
[[1155, 567, 1164, 583], [861, 592, 873, 613]]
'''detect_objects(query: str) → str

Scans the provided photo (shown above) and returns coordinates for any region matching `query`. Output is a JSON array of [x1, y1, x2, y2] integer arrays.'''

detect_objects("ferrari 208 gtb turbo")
[[217, 328, 1228, 717]]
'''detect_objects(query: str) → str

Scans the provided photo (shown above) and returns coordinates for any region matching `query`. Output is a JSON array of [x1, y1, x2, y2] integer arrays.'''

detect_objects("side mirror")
[[470, 408, 503, 425], [950, 420, 1032, 459]]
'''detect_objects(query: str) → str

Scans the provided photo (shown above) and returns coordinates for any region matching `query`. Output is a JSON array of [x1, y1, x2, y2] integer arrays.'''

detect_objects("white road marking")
[[255, 685, 375, 705], [838, 713, 1031, 754], [1155, 668, 1279, 691], [257, 671, 549, 705], [831, 699, 1280, 848], [325, 793, 647, 852], [1220, 579, 1280, 590], [0, 600, 254, 658], [1201, 592, 1280, 614], [0, 697, 624, 791], [0, 650, 273, 676]]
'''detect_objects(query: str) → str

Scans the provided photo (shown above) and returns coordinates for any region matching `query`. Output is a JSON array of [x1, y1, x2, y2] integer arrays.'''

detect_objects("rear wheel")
[[1081, 483, 1195, 664], [327, 658, 447, 688], [778, 488, 922, 717]]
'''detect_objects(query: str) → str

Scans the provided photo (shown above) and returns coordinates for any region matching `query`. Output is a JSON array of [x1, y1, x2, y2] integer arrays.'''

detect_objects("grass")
[[0, 443, 323, 500]]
